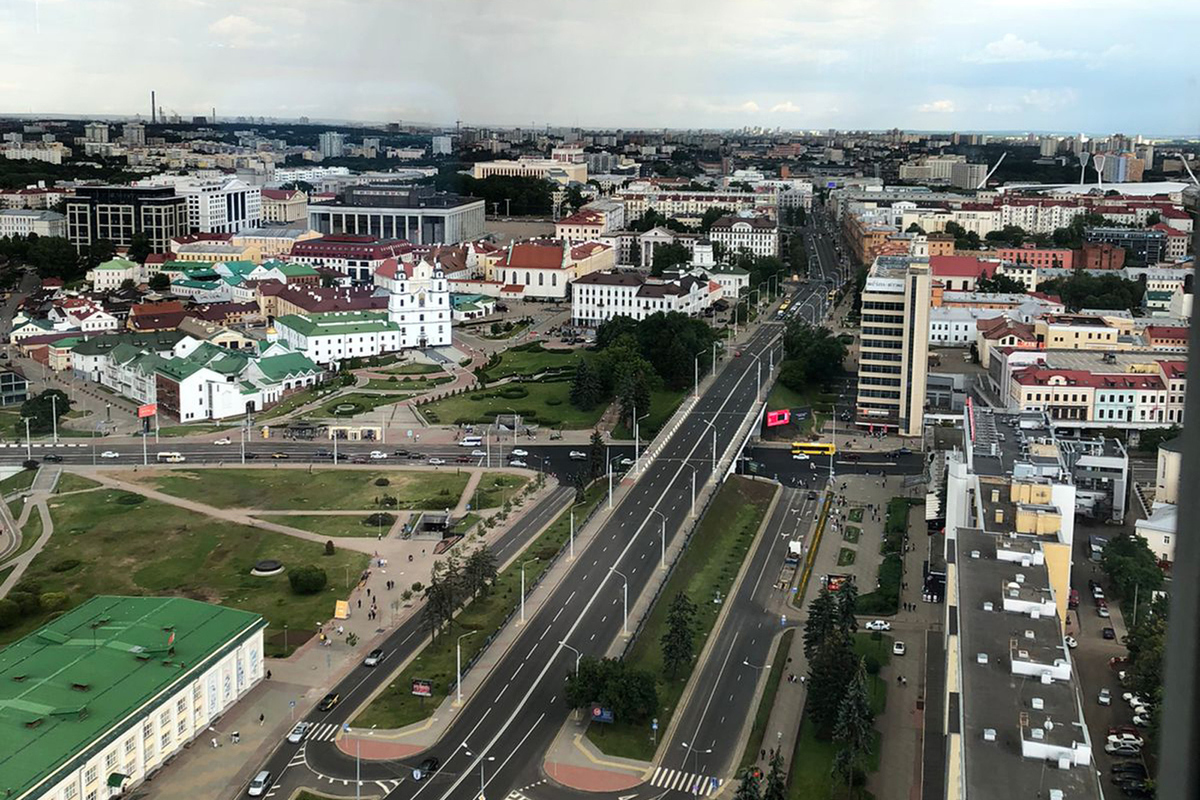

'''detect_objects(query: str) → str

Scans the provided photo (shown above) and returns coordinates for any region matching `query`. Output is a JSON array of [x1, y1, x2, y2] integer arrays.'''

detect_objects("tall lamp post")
[[460, 744, 495, 800], [649, 508, 667, 570], [519, 557, 539, 625], [610, 567, 629, 636], [456, 630, 478, 705]]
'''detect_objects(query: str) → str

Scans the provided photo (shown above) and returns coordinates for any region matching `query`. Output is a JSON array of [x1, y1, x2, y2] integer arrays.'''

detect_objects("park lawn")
[[257, 385, 334, 421], [353, 481, 606, 729], [0, 489, 369, 654], [843, 526, 861, 543], [740, 628, 795, 772], [419, 381, 603, 429], [472, 473, 530, 509], [0, 409, 24, 438], [55, 473, 101, 493], [587, 476, 776, 761], [480, 343, 580, 382], [255, 514, 390, 538], [137, 468, 469, 511], [837, 547, 857, 567], [765, 382, 825, 440], [380, 362, 444, 376], [0, 469, 36, 496], [610, 387, 687, 440], [308, 392, 408, 419], [363, 376, 451, 392], [156, 424, 234, 438], [450, 513, 481, 536], [4, 503, 43, 565]]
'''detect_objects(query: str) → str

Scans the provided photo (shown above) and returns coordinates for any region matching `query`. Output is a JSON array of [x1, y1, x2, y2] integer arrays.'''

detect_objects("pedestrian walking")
[[357, 598, 361, 609], [258, 713, 265, 726], [211, 737, 219, 749], [266, 670, 271, 680]]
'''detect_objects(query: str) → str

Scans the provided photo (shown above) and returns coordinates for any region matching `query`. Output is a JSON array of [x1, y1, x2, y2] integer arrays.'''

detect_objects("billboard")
[[590, 705, 614, 724], [411, 679, 433, 697], [766, 409, 791, 427], [137, 403, 157, 418]]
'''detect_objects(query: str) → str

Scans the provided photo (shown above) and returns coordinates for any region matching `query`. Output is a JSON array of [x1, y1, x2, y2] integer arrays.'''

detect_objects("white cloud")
[[208, 14, 268, 48], [917, 99, 956, 114], [770, 101, 803, 114], [1020, 88, 1079, 111], [965, 34, 1080, 64]]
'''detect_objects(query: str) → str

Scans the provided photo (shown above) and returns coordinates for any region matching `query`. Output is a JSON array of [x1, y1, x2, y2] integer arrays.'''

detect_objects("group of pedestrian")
[[902, 601, 918, 611], [786, 673, 805, 685], [896, 675, 908, 687]]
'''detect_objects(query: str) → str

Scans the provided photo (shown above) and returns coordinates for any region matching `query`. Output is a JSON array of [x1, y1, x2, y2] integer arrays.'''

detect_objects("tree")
[[732, 769, 762, 800], [16, 389, 71, 437], [563, 656, 659, 723], [588, 429, 606, 480], [984, 224, 1029, 247], [288, 564, 327, 595], [779, 323, 847, 391], [651, 241, 690, 276], [975, 270, 1028, 294], [832, 658, 875, 797], [905, 222, 925, 234], [1133, 426, 1180, 454], [661, 592, 697, 678], [463, 546, 498, 599], [422, 554, 465, 640], [944, 221, 980, 250], [807, 630, 857, 734], [569, 359, 602, 410], [128, 232, 152, 264], [761, 749, 787, 800], [1101, 534, 1164, 600], [1146, 211, 1161, 227], [27, 236, 80, 281], [564, 184, 587, 212], [700, 206, 733, 233], [1036, 269, 1145, 312], [147, 272, 170, 291], [324, 539, 335, 555], [803, 588, 838, 661], [834, 579, 859, 637], [87, 239, 115, 269], [616, 366, 652, 430]]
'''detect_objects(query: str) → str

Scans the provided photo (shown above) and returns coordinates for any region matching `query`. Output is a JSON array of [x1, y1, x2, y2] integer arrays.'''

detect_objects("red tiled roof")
[[930, 255, 999, 278], [1013, 367, 1163, 391], [569, 242, 610, 260], [502, 241, 565, 269], [978, 317, 1037, 341], [1158, 361, 1186, 379], [132, 300, 184, 316], [557, 210, 604, 226], [500, 284, 525, 293], [291, 236, 411, 261], [374, 258, 414, 280], [1145, 325, 1189, 341], [261, 188, 302, 201]]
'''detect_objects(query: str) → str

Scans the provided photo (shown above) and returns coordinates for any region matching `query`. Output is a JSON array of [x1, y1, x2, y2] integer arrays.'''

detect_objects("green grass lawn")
[[419, 381, 603, 429], [0, 469, 36, 496], [610, 387, 688, 440], [55, 473, 101, 493], [0, 489, 369, 654], [156, 423, 234, 438], [587, 477, 776, 760], [363, 376, 451, 392], [307, 392, 408, 419], [479, 343, 580, 382], [3, 503, 43, 566], [140, 468, 469, 511], [837, 547, 857, 567], [353, 481, 606, 729], [471, 473, 530, 509], [848, 507, 864, 523], [764, 383, 826, 440], [450, 513, 481, 535], [843, 526, 861, 543], [258, 385, 338, 421], [740, 628, 795, 772], [6, 497, 22, 521], [255, 514, 391, 538]]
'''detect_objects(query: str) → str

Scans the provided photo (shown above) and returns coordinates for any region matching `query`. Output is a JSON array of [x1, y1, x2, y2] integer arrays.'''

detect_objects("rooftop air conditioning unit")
[[977, 653, 989, 665], [1031, 697, 1044, 710], [1018, 650, 1030, 659], [1031, 728, 1044, 740], [1040, 672, 1053, 684], [983, 728, 997, 742], [1016, 573, 1026, 583]]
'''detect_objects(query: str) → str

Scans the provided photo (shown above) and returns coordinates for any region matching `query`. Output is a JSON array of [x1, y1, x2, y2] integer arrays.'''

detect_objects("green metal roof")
[[271, 262, 318, 278], [276, 311, 399, 337], [255, 352, 320, 382], [70, 332, 185, 357], [0, 596, 263, 800], [95, 258, 138, 271]]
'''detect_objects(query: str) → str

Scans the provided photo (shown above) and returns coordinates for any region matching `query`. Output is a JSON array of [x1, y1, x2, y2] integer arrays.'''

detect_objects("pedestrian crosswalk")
[[374, 779, 402, 793], [306, 722, 340, 741], [648, 766, 723, 795]]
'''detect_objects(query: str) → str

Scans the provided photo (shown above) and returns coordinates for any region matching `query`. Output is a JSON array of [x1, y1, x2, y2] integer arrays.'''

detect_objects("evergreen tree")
[[569, 359, 602, 410], [762, 749, 787, 800], [661, 592, 697, 678], [835, 579, 859, 637], [802, 588, 838, 661], [732, 768, 762, 800], [128, 232, 152, 264], [463, 546, 498, 599], [832, 658, 875, 798], [807, 630, 856, 734], [588, 429, 605, 480]]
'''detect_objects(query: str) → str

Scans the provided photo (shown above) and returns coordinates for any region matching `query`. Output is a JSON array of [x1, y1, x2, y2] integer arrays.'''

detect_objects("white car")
[[1097, 606, 1110, 618], [213, 437, 232, 445], [569, 450, 587, 460], [1064, 635, 1078, 649], [509, 459, 528, 468], [892, 641, 906, 656], [511, 448, 529, 457], [619, 457, 634, 467], [1123, 692, 1144, 707], [471, 450, 487, 457], [792, 453, 810, 461], [286, 722, 311, 743], [1098, 688, 1112, 706], [1105, 742, 1141, 755], [369, 450, 387, 460], [1107, 732, 1145, 748], [1132, 714, 1151, 727], [428, 457, 446, 465], [100, 450, 120, 459], [863, 620, 891, 632]]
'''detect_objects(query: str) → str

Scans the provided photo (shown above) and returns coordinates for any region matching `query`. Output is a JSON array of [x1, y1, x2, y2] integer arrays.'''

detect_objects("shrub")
[[22, 460, 38, 471], [288, 564, 328, 595], [0, 599, 19, 629], [374, 477, 390, 487], [411, 581, 424, 593], [363, 512, 396, 528], [50, 558, 81, 573], [116, 493, 145, 505], [8, 590, 41, 614], [324, 539, 335, 556], [40, 592, 70, 611]]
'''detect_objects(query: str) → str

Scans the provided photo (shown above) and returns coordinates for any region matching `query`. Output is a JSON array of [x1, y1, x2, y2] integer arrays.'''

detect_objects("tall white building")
[[708, 214, 780, 258], [166, 177, 262, 234], [122, 123, 146, 145], [84, 122, 109, 143], [432, 136, 453, 156], [318, 131, 346, 158], [571, 270, 716, 327], [376, 255, 452, 348]]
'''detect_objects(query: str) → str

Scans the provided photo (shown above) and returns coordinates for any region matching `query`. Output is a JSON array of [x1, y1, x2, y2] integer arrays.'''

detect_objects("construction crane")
[[976, 151, 1007, 189]]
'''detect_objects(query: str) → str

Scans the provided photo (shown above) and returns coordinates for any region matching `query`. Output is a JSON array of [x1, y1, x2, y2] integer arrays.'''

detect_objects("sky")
[[1, 0, 1198, 135]]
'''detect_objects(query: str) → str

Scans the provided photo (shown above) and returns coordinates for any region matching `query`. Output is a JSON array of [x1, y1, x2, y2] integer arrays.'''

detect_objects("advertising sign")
[[591, 705, 614, 724], [411, 679, 433, 697], [766, 409, 791, 427], [137, 403, 157, 418]]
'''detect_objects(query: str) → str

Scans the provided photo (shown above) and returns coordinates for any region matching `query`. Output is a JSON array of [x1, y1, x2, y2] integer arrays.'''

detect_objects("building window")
[[84, 767, 98, 785]]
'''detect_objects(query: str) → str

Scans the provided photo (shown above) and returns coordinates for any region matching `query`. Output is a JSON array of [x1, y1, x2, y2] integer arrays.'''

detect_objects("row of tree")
[[777, 320, 848, 396], [563, 655, 659, 723], [421, 547, 499, 641], [0, 231, 156, 282], [1036, 270, 1146, 312]]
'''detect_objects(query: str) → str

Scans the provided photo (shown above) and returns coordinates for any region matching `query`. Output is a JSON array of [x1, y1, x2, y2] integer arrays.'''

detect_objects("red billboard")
[[411, 679, 433, 697], [138, 403, 157, 418], [766, 409, 791, 427]]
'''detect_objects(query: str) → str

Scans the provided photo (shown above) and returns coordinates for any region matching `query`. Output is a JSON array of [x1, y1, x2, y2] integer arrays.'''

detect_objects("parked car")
[[792, 453, 810, 461], [1132, 714, 1151, 727], [1107, 733, 1145, 748], [369, 450, 387, 460], [271, 452, 289, 459], [364, 648, 384, 667], [1123, 692, 1145, 707], [100, 450, 120, 459], [455, 456, 471, 463], [247, 771, 273, 797], [569, 450, 587, 460], [286, 722, 311, 743], [214, 437, 232, 445], [392, 449, 410, 457], [1093, 586, 1105, 600], [1098, 688, 1112, 706], [863, 620, 891, 632], [407, 452, 424, 459], [1102, 627, 1117, 639], [511, 448, 529, 457], [892, 641, 906, 656], [619, 457, 634, 467], [1065, 635, 1077, 649], [1104, 742, 1141, 756], [318, 693, 340, 712], [1098, 606, 1111, 618]]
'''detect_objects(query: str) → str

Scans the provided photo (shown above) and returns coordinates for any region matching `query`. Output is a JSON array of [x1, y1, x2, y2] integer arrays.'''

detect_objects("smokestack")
[[212, 107, 216, 124], [151, 91, 156, 123]]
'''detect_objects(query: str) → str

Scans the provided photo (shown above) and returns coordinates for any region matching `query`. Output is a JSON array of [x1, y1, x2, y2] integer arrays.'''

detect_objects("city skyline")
[[1, 0, 1197, 134]]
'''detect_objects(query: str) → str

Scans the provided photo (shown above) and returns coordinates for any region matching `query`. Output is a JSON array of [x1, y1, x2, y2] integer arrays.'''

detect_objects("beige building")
[[232, 225, 321, 263], [486, 239, 615, 301], [472, 158, 586, 185], [173, 241, 261, 263], [1155, 435, 1182, 504], [855, 257, 931, 437], [1033, 314, 1130, 351], [260, 188, 308, 223]]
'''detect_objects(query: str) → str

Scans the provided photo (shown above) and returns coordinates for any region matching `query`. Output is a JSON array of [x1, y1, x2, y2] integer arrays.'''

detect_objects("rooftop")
[[0, 596, 263, 800]]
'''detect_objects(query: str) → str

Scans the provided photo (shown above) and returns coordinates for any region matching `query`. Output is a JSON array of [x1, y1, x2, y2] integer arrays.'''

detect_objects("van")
[[460, 436, 483, 448], [248, 771, 272, 797]]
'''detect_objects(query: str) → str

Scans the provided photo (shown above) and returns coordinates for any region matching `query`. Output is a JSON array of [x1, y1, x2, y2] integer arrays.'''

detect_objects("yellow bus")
[[791, 441, 836, 456]]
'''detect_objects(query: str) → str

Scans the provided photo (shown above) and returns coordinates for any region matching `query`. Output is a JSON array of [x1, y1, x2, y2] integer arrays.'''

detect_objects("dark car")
[[1110, 764, 1147, 779], [244, 452, 258, 459], [407, 452, 423, 460], [314, 449, 332, 458], [43, 453, 63, 463], [412, 757, 440, 781], [392, 449, 410, 457], [455, 456, 470, 463], [318, 692, 340, 712], [1102, 627, 1117, 640]]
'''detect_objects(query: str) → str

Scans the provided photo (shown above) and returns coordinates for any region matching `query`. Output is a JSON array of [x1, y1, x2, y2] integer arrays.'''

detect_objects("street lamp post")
[[460, 744, 496, 800], [681, 742, 714, 774], [560, 640, 582, 674], [610, 567, 629, 636], [703, 418, 718, 470], [22, 416, 31, 460], [649, 508, 667, 570], [50, 394, 57, 444], [633, 407, 650, 475], [607, 454, 624, 510], [456, 630, 478, 705], [519, 557, 539, 625]]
